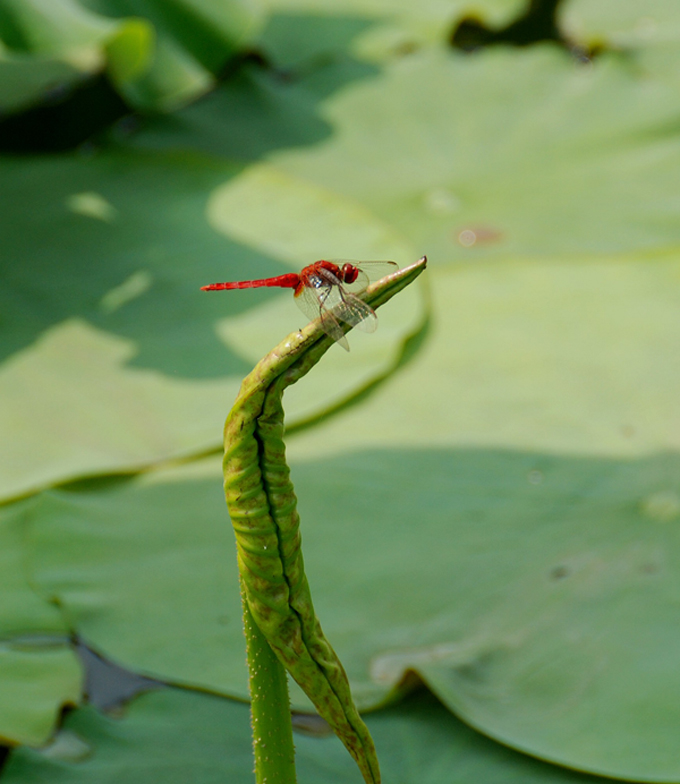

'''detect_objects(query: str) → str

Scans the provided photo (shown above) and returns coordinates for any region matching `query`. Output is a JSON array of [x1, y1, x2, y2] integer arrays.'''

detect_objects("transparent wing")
[[353, 260, 399, 279], [320, 308, 350, 351], [334, 292, 378, 333], [315, 268, 379, 334], [294, 284, 323, 323], [341, 269, 369, 294], [293, 266, 381, 349], [294, 283, 350, 351]]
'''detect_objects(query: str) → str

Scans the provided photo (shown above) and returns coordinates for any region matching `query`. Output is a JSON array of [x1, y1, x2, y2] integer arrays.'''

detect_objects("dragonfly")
[[201, 259, 398, 351]]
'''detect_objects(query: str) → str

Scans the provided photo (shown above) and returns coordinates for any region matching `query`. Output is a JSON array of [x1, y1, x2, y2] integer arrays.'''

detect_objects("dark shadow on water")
[[77, 641, 165, 712]]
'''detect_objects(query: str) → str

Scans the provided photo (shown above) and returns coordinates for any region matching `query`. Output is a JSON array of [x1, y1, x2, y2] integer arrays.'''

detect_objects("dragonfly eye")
[[342, 264, 359, 284]]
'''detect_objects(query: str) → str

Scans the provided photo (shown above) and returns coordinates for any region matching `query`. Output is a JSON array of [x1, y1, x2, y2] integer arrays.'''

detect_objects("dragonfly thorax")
[[308, 274, 326, 289], [312, 260, 360, 285]]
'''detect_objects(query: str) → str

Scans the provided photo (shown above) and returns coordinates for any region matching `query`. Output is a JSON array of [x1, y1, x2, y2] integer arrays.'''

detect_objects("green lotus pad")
[[2, 687, 609, 784], [0, 647, 82, 748], [271, 45, 680, 264], [0, 501, 82, 747], [0, 150, 422, 502], [26, 448, 680, 780], [27, 466, 247, 696]]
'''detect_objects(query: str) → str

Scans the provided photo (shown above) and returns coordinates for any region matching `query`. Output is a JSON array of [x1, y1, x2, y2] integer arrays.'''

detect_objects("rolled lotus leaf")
[[222, 257, 426, 784]]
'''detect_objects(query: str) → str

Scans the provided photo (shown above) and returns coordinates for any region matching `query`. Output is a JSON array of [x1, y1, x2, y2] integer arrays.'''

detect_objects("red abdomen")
[[201, 273, 300, 291]]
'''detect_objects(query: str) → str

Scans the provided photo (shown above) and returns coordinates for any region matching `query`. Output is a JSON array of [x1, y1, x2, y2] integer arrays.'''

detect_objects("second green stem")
[[241, 577, 297, 784]]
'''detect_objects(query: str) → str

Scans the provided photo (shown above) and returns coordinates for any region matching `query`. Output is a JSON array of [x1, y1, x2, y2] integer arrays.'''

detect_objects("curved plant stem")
[[223, 257, 427, 784], [241, 576, 297, 784]]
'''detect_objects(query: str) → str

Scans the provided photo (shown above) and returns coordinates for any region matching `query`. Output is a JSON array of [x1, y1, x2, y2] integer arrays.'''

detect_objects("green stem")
[[241, 576, 297, 784]]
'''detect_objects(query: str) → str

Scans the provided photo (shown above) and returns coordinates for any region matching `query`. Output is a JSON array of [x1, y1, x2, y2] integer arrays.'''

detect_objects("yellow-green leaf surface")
[[21, 253, 680, 779], [87, 0, 266, 110], [559, 0, 680, 92], [560, 0, 680, 49], [0, 150, 422, 502], [2, 687, 610, 784], [288, 254, 680, 459], [0, 501, 82, 747], [270, 46, 680, 264]]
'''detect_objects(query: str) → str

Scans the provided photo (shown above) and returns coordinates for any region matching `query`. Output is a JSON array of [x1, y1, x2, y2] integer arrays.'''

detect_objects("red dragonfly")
[[201, 259, 398, 351]]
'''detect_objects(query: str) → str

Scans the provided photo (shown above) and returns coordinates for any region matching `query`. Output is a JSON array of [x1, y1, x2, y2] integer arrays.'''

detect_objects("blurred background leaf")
[[559, 0, 680, 91], [0, 0, 265, 112], [0, 500, 81, 747]]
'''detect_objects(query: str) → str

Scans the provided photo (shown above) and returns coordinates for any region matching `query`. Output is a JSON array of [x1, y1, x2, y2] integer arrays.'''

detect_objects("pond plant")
[[220, 258, 427, 783]]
